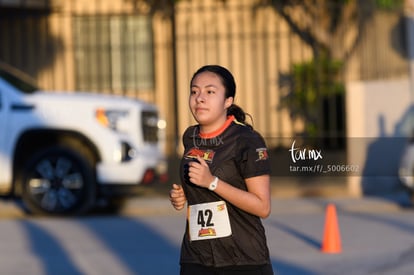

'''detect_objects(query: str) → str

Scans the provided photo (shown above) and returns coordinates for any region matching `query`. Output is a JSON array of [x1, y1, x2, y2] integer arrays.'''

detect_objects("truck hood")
[[27, 90, 157, 110]]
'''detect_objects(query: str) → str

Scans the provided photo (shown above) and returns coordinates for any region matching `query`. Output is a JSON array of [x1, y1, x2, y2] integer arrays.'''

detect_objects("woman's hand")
[[169, 183, 187, 210], [188, 155, 215, 188]]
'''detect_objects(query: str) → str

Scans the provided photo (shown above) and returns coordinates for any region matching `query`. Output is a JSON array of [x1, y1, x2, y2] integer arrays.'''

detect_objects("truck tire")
[[21, 146, 96, 216]]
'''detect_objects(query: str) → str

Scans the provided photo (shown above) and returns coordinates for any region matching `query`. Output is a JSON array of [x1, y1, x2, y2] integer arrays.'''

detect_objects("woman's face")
[[189, 71, 233, 132]]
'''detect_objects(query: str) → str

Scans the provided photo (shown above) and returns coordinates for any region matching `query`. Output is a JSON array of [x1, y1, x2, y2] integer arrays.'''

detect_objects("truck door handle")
[[11, 104, 35, 111]]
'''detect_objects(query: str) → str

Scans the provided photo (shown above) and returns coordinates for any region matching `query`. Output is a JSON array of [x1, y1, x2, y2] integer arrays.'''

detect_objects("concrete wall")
[[346, 78, 414, 199]]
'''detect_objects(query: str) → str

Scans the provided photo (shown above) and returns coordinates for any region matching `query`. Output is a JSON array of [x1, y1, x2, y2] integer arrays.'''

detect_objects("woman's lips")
[[196, 107, 208, 113]]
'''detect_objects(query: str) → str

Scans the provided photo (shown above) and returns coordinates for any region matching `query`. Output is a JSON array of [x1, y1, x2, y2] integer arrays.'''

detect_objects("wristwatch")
[[208, 176, 219, 191]]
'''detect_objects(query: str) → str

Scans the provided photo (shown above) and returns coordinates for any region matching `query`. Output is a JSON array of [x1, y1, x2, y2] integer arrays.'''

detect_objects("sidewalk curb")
[[0, 200, 26, 219], [267, 197, 402, 215], [120, 196, 404, 217], [0, 195, 405, 218]]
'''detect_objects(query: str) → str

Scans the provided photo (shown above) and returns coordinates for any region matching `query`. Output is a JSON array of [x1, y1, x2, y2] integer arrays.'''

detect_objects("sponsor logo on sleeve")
[[256, 148, 269, 161]]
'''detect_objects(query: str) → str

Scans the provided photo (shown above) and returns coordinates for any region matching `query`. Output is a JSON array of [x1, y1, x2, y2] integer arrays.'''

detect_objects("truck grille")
[[141, 111, 159, 143]]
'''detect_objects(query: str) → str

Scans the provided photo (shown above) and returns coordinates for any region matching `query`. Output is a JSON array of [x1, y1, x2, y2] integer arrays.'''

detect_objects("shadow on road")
[[17, 216, 181, 275]]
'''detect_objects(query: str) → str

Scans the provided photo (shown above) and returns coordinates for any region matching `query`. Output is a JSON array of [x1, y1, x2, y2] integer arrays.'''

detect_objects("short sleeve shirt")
[[179, 116, 271, 267]]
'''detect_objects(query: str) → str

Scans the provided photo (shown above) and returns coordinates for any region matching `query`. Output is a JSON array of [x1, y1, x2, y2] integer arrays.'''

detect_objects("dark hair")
[[190, 65, 252, 126]]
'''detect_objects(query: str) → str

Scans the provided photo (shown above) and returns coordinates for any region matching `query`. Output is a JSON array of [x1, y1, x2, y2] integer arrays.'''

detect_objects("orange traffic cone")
[[321, 203, 342, 254]]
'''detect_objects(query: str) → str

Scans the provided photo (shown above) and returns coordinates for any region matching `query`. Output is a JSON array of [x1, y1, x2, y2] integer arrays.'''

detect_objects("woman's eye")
[[207, 90, 215, 94]]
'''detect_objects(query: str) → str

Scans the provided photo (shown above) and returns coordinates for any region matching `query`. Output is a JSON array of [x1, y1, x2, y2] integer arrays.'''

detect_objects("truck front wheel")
[[21, 146, 96, 216]]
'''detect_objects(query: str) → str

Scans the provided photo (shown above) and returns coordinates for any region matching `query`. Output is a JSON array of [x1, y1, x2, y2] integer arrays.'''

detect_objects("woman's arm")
[[215, 174, 271, 218], [188, 155, 271, 218]]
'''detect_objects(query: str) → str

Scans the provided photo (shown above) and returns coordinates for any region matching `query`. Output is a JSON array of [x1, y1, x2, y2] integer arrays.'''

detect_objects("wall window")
[[73, 15, 154, 92]]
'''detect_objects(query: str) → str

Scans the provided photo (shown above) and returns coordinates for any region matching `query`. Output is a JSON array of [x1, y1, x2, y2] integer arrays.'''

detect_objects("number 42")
[[197, 209, 214, 227]]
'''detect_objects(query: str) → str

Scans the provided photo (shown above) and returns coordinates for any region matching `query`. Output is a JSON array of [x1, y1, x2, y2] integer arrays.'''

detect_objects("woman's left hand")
[[188, 155, 215, 188]]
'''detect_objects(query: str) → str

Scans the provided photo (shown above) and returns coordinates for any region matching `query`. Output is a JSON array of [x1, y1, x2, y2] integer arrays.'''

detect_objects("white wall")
[[346, 78, 413, 197]]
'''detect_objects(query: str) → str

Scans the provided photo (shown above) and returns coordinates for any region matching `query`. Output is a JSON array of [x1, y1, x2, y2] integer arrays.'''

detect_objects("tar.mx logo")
[[289, 140, 323, 163]]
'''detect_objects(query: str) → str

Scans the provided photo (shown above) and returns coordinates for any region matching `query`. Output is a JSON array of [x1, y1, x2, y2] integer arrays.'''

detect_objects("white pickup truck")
[[0, 63, 167, 215]]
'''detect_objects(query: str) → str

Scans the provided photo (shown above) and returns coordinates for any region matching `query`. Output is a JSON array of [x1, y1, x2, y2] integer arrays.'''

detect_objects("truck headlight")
[[95, 108, 129, 132], [157, 119, 167, 130]]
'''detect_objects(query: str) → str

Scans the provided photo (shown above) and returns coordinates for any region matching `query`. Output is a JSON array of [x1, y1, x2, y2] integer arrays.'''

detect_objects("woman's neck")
[[199, 115, 234, 139]]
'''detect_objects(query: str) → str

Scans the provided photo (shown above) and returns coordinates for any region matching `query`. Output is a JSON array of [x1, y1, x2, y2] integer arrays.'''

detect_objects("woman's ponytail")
[[227, 104, 253, 128]]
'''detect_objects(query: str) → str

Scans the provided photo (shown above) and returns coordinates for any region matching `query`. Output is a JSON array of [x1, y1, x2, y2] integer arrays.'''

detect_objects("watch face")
[[209, 177, 218, 190]]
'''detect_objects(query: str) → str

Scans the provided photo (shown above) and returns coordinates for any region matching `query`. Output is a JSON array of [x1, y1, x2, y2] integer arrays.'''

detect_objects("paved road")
[[1, 194, 414, 275]]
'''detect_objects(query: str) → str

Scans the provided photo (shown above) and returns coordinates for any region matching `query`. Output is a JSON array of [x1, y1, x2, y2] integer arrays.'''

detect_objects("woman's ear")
[[225, 97, 234, 109]]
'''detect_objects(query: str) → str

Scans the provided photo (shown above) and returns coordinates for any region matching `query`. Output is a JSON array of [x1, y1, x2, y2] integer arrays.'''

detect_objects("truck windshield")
[[0, 64, 39, 94]]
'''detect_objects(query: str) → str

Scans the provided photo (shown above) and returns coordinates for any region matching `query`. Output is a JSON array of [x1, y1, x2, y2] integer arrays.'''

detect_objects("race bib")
[[188, 201, 232, 241]]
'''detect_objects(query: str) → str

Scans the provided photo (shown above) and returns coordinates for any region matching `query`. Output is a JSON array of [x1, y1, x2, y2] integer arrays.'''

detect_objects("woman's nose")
[[196, 93, 205, 103]]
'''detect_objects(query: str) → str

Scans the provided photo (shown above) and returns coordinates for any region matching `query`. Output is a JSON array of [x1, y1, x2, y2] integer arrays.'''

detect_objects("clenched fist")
[[169, 184, 187, 210]]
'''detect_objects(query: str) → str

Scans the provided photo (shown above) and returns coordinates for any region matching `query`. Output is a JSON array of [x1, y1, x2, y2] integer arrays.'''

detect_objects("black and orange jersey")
[[179, 115, 271, 267]]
